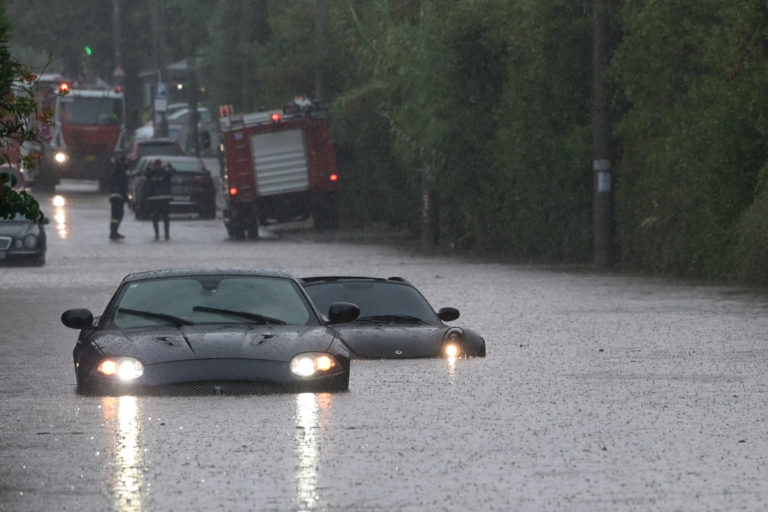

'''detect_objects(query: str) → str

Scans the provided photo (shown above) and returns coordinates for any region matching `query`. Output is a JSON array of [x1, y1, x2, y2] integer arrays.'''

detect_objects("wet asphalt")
[[1, 181, 767, 511]]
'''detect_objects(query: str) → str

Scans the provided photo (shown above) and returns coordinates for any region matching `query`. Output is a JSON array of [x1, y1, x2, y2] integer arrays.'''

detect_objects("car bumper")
[[77, 358, 349, 395]]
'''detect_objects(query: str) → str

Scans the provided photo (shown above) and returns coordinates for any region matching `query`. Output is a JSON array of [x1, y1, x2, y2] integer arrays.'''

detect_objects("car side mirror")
[[61, 308, 94, 329], [438, 307, 460, 322], [327, 302, 360, 324]]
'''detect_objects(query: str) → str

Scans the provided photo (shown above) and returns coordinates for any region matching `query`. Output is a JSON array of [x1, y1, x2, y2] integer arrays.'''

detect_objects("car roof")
[[122, 268, 296, 284], [136, 138, 177, 145], [136, 155, 205, 165], [300, 276, 411, 286]]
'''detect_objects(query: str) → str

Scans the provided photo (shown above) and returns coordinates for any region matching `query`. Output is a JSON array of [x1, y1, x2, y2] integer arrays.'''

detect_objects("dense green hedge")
[[326, 0, 768, 285]]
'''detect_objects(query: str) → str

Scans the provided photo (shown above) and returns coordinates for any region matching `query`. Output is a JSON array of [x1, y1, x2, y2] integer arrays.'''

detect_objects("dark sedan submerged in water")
[[301, 276, 486, 359], [61, 269, 359, 395]]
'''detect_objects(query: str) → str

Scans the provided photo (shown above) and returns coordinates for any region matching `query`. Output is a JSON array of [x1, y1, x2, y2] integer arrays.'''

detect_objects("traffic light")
[[84, 45, 92, 56]]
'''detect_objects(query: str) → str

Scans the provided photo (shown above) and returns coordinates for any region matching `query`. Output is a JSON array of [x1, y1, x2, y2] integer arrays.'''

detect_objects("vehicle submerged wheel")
[[311, 192, 339, 230], [32, 252, 45, 266], [199, 205, 216, 220]]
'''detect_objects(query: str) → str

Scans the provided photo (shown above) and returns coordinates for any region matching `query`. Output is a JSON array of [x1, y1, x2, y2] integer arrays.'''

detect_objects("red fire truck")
[[218, 99, 340, 239], [35, 76, 126, 191]]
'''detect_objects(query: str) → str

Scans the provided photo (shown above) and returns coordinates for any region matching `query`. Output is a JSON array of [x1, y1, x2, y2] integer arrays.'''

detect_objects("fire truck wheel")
[[226, 220, 247, 240], [312, 193, 339, 230], [199, 205, 216, 220]]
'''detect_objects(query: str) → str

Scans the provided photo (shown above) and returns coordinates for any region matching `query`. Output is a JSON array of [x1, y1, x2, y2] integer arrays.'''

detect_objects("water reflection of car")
[[301, 276, 486, 359], [128, 155, 217, 219], [60, 268, 359, 395], [0, 213, 47, 266]]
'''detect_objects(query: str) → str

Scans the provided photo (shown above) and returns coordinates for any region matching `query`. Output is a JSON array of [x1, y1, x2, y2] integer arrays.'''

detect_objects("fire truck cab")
[[35, 77, 126, 191], [218, 99, 340, 239]]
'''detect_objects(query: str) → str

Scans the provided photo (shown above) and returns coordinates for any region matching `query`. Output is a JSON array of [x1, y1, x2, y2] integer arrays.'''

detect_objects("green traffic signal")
[[84, 45, 92, 56]]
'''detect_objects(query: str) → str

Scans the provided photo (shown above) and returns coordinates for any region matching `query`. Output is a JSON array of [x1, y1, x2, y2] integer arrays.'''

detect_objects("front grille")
[[0, 237, 12, 250], [144, 381, 288, 396]]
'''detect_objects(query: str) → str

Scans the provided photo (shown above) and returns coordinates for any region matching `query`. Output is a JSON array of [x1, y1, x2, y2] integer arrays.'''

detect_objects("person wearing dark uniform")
[[109, 156, 128, 240], [143, 159, 174, 240]]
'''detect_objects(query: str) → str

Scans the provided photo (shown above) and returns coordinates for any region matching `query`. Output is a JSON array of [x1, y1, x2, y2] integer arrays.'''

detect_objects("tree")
[[0, 4, 47, 222]]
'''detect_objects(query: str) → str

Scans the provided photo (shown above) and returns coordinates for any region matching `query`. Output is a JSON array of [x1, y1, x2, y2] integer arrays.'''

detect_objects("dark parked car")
[[60, 268, 360, 395], [301, 276, 486, 359], [124, 137, 182, 167], [128, 156, 216, 219], [0, 166, 47, 267]]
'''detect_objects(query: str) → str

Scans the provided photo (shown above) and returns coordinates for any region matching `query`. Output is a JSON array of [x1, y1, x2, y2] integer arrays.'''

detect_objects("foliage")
[[489, 0, 593, 259], [611, 0, 768, 278], [328, 0, 594, 260], [0, 4, 46, 222], [4, 0, 113, 80]]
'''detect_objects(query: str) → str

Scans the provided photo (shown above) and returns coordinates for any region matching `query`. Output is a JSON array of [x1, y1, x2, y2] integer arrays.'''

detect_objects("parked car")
[[0, 213, 47, 266], [0, 165, 47, 266], [1, 163, 25, 190], [128, 156, 216, 219], [124, 137, 183, 167], [301, 276, 486, 359], [60, 268, 360, 395], [167, 106, 212, 126]]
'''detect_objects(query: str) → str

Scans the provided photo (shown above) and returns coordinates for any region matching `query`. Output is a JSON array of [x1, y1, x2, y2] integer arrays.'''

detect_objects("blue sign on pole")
[[155, 82, 168, 112], [156, 82, 167, 99]]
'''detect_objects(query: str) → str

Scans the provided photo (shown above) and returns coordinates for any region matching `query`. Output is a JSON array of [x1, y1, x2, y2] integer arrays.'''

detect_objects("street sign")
[[155, 82, 168, 112], [156, 82, 167, 99]]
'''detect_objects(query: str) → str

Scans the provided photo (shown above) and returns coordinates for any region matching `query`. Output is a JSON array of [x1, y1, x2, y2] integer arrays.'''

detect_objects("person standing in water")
[[143, 159, 175, 240], [108, 156, 128, 240]]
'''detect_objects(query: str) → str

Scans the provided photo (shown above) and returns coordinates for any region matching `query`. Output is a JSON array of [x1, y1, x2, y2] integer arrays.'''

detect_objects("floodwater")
[[1, 182, 767, 511]]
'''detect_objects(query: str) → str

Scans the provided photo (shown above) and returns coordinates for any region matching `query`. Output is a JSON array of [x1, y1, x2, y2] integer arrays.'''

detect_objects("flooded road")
[[1, 182, 767, 511]]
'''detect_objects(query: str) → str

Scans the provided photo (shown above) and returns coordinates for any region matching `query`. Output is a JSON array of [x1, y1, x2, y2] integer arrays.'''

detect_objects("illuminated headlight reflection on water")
[[52, 196, 67, 238], [102, 396, 143, 512]]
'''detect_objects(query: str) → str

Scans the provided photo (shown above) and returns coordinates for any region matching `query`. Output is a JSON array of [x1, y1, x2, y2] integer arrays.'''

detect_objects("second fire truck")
[[218, 98, 340, 239]]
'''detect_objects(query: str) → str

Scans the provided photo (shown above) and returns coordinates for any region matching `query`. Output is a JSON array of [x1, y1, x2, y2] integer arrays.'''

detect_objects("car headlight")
[[54, 151, 68, 164], [290, 353, 338, 377], [442, 329, 464, 358], [97, 357, 144, 381], [23, 234, 38, 249]]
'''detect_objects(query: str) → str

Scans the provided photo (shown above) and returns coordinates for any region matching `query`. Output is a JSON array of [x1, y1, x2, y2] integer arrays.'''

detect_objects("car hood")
[[332, 323, 446, 358], [92, 324, 337, 365], [0, 221, 38, 237]]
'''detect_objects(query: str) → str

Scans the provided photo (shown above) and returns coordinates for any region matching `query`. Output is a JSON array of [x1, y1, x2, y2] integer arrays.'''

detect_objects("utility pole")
[[152, 0, 169, 137], [592, 0, 613, 270], [188, 54, 200, 156], [111, 0, 123, 87], [239, 0, 253, 112], [315, 0, 328, 103]]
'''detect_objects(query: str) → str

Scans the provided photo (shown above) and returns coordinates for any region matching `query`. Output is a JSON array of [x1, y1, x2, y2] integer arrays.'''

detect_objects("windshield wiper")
[[117, 308, 193, 327], [192, 306, 286, 325], [355, 314, 426, 324]]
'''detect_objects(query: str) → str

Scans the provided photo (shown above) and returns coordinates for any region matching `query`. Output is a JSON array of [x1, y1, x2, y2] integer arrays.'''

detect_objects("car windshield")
[[59, 96, 124, 125], [138, 143, 178, 158], [304, 281, 438, 323], [108, 275, 314, 329], [165, 160, 205, 173], [0, 213, 34, 223]]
